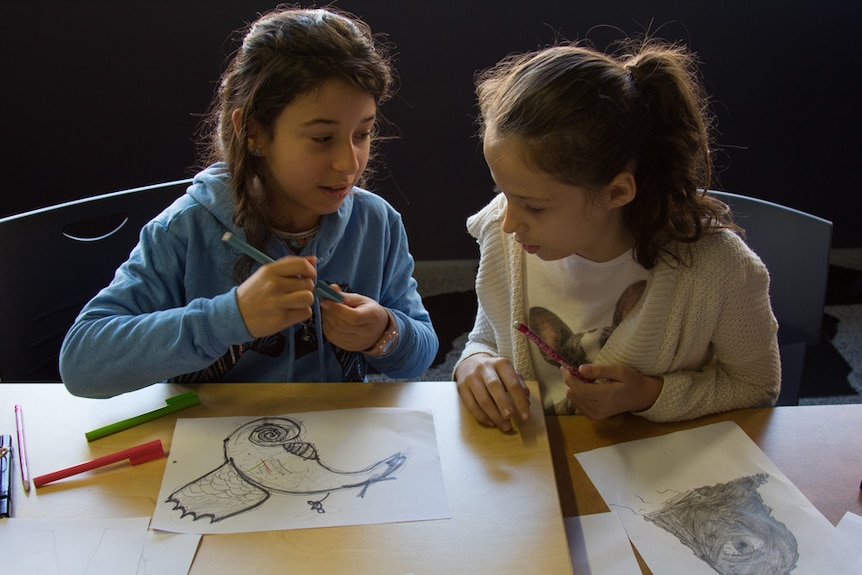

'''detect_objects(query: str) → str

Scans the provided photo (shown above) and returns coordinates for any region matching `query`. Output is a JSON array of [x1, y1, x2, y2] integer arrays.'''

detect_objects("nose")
[[501, 202, 523, 235], [333, 139, 361, 174]]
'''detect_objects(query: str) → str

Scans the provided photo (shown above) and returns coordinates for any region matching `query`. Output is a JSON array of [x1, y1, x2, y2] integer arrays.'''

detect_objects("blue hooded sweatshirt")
[[59, 163, 438, 398]]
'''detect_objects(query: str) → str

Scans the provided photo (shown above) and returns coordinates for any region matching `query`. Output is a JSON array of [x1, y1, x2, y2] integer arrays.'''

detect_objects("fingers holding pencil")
[[223, 232, 345, 336], [235, 256, 318, 338]]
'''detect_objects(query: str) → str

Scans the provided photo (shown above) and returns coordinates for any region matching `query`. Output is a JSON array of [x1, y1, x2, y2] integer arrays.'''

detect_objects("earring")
[[250, 147, 263, 158]]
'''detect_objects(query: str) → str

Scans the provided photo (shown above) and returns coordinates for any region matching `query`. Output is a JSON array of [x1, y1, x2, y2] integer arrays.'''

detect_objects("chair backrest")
[[709, 190, 833, 405], [0, 179, 192, 381], [709, 190, 832, 344]]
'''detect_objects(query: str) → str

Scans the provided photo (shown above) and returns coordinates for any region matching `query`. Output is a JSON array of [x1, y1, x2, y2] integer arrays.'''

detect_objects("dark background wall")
[[4, 1, 859, 260]]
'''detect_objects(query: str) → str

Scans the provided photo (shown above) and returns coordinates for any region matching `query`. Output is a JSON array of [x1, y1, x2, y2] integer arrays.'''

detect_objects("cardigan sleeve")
[[634, 233, 781, 421], [455, 195, 515, 370]]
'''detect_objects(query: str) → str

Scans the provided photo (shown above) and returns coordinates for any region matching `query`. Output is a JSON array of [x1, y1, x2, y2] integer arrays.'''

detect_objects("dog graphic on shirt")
[[529, 280, 646, 414]]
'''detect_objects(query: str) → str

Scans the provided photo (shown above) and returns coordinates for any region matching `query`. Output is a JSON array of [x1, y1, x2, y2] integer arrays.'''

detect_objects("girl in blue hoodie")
[[60, 7, 438, 398]]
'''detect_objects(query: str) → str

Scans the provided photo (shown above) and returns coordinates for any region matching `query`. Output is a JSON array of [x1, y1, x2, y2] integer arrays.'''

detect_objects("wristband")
[[364, 311, 399, 357]]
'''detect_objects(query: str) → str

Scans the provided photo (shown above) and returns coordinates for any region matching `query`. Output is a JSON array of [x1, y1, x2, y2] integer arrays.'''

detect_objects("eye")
[[720, 535, 765, 557], [311, 135, 333, 144], [524, 205, 544, 214], [355, 124, 376, 141]]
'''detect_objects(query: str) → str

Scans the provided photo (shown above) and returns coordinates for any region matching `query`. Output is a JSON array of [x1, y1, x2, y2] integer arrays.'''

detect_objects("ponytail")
[[623, 42, 735, 266]]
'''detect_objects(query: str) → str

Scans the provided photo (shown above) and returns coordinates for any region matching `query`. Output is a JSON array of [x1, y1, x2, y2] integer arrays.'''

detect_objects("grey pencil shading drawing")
[[152, 408, 449, 535], [575, 421, 861, 574], [166, 417, 408, 523], [642, 473, 799, 575]]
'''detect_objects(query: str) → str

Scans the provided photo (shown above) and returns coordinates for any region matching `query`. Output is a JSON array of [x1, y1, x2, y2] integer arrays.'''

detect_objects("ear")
[[231, 108, 263, 154], [604, 171, 637, 208]]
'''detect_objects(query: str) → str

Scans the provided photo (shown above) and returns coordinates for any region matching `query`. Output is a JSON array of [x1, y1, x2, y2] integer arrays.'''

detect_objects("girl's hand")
[[318, 288, 389, 352], [455, 354, 531, 432], [563, 363, 663, 420], [235, 256, 317, 338]]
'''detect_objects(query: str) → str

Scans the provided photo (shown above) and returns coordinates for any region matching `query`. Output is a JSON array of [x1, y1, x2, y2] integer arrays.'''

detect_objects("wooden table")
[[547, 404, 862, 573], [0, 381, 573, 575]]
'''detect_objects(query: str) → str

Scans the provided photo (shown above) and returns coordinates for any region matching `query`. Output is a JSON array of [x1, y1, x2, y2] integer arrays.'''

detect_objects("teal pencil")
[[221, 232, 343, 302], [222, 232, 275, 264]]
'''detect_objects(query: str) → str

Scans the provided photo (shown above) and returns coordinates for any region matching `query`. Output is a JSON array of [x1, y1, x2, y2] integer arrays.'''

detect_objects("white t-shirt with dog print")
[[524, 249, 651, 414]]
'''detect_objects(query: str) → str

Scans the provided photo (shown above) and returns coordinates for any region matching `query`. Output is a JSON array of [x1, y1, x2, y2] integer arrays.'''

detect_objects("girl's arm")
[[635, 240, 781, 422], [361, 214, 438, 379], [60, 222, 251, 398]]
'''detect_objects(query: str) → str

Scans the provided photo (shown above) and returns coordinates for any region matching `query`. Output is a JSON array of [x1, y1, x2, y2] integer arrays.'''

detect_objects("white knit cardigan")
[[456, 194, 781, 422]]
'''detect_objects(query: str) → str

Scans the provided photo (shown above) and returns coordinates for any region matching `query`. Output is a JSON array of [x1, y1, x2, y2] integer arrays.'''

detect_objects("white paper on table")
[[565, 512, 641, 575], [575, 421, 861, 574], [151, 407, 449, 534], [837, 511, 862, 560], [0, 516, 149, 575], [137, 530, 201, 575]]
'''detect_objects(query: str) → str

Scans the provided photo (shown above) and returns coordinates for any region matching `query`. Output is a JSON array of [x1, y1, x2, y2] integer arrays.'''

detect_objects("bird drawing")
[[166, 416, 408, 523]]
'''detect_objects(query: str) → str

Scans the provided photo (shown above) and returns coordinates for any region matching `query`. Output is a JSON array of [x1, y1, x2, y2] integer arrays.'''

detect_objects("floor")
[[395, 249, 862, 406], [804, 248, 862, 404]]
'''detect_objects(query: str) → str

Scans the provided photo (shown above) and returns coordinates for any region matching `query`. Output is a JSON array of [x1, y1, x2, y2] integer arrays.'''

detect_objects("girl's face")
[[483, 137, 634, 262], [256, 78, 377, 231]]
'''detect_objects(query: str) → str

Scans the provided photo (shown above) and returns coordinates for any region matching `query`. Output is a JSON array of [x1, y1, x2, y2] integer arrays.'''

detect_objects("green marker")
[[85, 391, 201, 441]]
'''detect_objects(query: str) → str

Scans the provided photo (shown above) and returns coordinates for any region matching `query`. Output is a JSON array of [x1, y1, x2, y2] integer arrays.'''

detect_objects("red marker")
[[515, 322, 595, 383], [33, 440, 165, 488]]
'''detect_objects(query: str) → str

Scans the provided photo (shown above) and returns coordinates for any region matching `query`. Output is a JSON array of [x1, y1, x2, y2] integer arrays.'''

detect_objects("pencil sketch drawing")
[[166, 417, 408, 523], [643, 473, 799, 574]]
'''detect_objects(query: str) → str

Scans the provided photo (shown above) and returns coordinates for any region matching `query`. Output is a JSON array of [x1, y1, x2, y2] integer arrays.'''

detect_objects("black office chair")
[[709, 190, 833, 405], [0, 179, 192, 381]]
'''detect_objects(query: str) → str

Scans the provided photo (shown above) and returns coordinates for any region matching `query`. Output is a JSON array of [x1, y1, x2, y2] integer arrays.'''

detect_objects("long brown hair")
[[198, 7, 394, 279], [476, 39, 738, 268]]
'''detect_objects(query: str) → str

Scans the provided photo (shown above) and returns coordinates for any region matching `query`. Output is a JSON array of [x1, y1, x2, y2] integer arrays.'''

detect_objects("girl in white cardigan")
[[455, 40, 780, 431]]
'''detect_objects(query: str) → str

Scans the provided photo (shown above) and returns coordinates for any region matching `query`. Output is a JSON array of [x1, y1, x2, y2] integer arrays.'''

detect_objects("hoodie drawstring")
[[312, 298, 327, 379]]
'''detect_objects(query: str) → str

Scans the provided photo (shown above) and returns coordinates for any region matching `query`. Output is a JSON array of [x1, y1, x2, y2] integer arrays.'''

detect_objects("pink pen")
[[515, 322, 595, 383]]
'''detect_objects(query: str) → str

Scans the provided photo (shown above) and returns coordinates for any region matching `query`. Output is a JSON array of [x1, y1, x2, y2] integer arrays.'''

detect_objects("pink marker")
[[515, 322, 594, 383]]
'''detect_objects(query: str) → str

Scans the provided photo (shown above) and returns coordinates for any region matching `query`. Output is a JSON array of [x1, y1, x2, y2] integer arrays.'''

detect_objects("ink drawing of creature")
[[166, 417, 408, 523], [644, 473, 799, 574]]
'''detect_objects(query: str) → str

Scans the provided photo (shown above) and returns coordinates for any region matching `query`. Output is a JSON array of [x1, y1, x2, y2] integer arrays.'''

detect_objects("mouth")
[[320, 184, 351, 201], [515, 237, 540, 254]]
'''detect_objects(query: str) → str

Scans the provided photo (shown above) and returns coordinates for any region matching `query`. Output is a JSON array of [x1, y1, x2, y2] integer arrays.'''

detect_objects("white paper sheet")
[[837, 511, 862, 564], [0, 516, 149, 575], [565, 512, 641, 575], [575, 421, 861, 574], [137, 530, 201, 575], [151, 407, 449, 534]]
